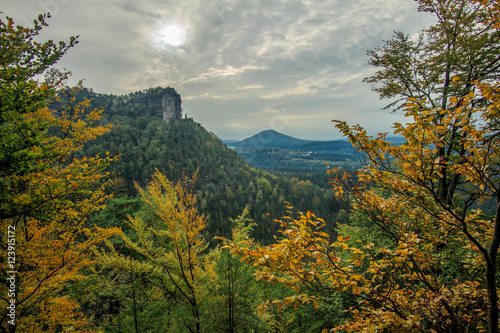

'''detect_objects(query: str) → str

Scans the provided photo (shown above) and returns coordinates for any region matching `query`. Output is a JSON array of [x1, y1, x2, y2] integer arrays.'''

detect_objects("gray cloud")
[[3, 0, 434, 140]]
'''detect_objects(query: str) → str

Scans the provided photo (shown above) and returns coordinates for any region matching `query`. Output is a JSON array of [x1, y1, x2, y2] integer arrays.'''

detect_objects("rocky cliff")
[[161, 88, 182, 121]]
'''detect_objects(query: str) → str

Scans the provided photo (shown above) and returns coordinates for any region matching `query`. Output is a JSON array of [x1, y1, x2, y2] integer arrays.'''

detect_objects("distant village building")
[[161, 88, 182, 122]]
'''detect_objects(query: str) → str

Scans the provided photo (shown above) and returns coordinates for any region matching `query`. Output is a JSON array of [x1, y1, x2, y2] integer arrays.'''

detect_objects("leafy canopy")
[[0, 14, 120, 332]]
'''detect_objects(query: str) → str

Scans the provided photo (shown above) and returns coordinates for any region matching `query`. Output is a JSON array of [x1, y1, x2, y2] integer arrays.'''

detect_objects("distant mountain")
[[228, 130, 354, 153], [229, 130, 404, 153], [231, 129, 312, 149], [227, 130, 362, 172]]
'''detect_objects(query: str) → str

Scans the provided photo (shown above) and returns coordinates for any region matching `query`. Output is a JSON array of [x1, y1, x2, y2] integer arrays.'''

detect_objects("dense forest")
[[2, 0, 500, 332], [58, 86, 347, 244]]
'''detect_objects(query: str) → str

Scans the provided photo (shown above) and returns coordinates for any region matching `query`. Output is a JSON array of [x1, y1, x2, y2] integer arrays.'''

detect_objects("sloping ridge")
[[232, 129, 311, 148]]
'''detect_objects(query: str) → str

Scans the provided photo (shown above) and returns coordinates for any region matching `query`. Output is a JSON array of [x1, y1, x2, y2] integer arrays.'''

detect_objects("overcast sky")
[[3, 0, 436, 140]]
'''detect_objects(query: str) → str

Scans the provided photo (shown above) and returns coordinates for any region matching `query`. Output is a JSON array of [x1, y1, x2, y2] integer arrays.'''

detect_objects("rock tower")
[[161, 88, 182, 122]]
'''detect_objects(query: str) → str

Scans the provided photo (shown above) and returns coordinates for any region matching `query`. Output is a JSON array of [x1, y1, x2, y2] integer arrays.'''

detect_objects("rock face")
[[161, 88, 182, 122]]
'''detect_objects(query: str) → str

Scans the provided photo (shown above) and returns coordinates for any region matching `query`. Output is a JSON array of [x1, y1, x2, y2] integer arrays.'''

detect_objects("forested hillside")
[[230, 129, 312, 148], [61, 87, 343, 243]]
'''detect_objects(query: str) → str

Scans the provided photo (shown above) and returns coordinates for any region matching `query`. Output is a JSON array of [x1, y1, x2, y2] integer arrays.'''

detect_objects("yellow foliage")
[[0, 86, 121, 332], [227, 79, 500, 332], [102, 170, 209, 332]]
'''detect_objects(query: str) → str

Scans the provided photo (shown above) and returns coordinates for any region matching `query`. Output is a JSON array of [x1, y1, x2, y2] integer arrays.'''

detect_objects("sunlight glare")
[[159, 24, 186, 47]]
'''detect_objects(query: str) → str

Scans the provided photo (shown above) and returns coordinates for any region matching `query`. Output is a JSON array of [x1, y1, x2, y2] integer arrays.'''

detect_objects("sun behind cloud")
[[158, 24, 186, 46]]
